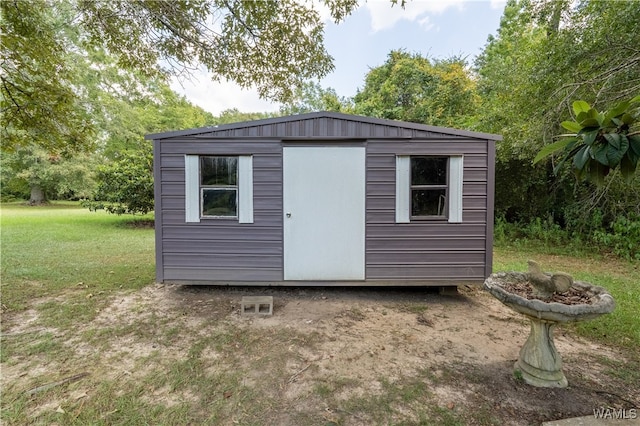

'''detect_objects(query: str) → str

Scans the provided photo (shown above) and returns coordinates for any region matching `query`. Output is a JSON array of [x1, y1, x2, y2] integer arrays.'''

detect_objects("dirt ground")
[[2, 284, 639, 425]]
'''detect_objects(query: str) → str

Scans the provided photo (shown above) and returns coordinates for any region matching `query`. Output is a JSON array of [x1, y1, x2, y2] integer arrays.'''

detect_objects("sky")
[[170, 0, 507, 115]]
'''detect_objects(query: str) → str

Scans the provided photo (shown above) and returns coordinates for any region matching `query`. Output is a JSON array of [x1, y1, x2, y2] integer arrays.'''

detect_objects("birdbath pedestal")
[[515, 314, 567, 387], [483, 263, 615, 388]]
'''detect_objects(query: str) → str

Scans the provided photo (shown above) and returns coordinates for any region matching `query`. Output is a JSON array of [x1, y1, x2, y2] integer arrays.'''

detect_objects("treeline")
[[473, 0, 640, 260], [1, 0, 639, 259]]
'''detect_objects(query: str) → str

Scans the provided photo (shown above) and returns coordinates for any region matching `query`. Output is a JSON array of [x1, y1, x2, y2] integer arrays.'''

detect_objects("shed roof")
[[145, 111, 501, 141]]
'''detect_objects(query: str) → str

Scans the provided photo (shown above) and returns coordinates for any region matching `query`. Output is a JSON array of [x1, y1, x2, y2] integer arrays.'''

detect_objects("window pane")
[[412, 189, 447, 216], [411, 157, 447, 185], [201, 157, 237, 186], [202, 189, 237, 216]]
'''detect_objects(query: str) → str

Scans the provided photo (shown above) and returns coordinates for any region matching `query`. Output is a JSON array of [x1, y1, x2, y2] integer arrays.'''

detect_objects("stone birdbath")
[[483, 260, 615, 388]]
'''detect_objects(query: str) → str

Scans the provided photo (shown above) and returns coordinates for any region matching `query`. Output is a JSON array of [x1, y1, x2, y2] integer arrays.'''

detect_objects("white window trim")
[[238, 155, 254, 223], [395, 155, 463, 224], [395, 156, 410, 223], [448, 156, 464, 223], [185, 155, 200, 223], [184, 154, 253, 223]]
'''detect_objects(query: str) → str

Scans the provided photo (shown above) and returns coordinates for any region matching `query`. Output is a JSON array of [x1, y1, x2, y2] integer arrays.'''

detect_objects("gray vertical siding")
[[150, 113, 499, 285]]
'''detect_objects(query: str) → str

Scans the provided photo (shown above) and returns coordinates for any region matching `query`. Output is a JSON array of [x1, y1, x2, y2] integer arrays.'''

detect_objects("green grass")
[[493, 244, 640, 348], [1, 202, 155, 318], [328, 375, 471, 425], [1, 204, 639, 425], [2, 204, 637, 348]]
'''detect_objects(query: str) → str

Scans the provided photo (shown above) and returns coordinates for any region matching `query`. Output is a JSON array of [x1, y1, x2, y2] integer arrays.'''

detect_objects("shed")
[[146, 112, 500, 286]]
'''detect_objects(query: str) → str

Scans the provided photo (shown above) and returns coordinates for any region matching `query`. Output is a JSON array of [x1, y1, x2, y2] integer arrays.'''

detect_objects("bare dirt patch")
[[2, 284, 638, 425]]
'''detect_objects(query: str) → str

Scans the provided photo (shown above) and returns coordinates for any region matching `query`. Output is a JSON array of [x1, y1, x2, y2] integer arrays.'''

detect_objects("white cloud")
[[365, 0, 465, 32], [170, 69, 280, 116], [417, 16, 435, 31], [489, 0, 507, 10]]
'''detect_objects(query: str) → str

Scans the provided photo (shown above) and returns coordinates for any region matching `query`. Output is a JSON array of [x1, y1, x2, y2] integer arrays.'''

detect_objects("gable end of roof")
[[145, 111, 502, 141]]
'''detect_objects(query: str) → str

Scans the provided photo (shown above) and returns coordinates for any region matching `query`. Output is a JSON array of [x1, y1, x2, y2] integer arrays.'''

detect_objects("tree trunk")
[[547, 0, 566, 36], [29, 185, 47, 205]]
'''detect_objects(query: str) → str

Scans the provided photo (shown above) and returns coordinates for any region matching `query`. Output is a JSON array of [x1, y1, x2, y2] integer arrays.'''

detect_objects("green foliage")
[[0, 147, 96, 202], [83, 143, 154, 215], [593, 215, 640, 260], [492, 158, 566, 223], [83, 73, 216, 215], [279, 81, 353, 115], [2, 0, 364, 155], [494, 216, 571, 253], [475, 0, 640, 156], [475, 0, 640, 246], [1, 0, 95, 153], [353, 50, 479, 127], [494, 204, 640, 261], [474, 0, 547, 160], [98, 80, 216, 159], [214, 108, 276, 125], [2, 29, 214, 205], [77, 0, 360, 101], [534, 97, 640, 184]]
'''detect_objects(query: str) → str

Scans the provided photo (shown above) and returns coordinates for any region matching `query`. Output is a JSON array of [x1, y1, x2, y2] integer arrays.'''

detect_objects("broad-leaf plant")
[[534, 95, 640, 184]]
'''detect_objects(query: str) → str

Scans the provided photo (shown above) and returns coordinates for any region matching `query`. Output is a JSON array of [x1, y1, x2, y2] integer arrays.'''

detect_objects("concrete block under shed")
[[438, 286, 459, 296], [241, 296, 273, 316]]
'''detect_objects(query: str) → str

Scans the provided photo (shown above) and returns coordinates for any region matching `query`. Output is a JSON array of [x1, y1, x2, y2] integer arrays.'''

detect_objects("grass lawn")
[[1, 202, 638, 425], [1, 202, 155, 315], [493, 247, 640, 349], [2, 202, 636, 347]]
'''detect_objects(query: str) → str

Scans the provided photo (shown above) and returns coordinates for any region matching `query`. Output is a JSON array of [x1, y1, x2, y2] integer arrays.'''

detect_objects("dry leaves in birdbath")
[[502, 281, 596, 305]]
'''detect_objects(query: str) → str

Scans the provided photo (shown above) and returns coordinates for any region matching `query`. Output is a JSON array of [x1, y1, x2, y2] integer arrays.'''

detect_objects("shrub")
[[82, 143, 154, 215], [593, 215, 640, 260]]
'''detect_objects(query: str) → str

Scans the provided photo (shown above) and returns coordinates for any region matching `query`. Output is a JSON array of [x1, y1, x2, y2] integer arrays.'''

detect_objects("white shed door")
[[283, 147, 365, 280]]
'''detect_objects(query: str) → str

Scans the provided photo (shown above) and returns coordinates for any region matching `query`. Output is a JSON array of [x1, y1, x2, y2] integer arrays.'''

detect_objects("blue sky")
[[170, 0, 506, 115]]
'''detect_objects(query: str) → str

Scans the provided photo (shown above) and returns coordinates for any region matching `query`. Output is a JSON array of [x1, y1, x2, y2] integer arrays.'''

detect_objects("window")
[[396, 155, 463, 223], [184, 155, 253, 223], [411, 157, 448, 218], [200, 156, 238, 217]]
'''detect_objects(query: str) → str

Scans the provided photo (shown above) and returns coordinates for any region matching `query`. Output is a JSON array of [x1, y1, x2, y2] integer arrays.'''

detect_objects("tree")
[[534, 97, 640, 184], [1, 0, 95, 153], [215, 108, 276, 125], [353, 50, 479, 127], [96, 79, 216, 159], [1, 148, 96, 204], [2, 13, 217, 205], [84, 79, 216, 214], [84, 144, 154, 215], [474, 0, 640, 223], [2, 0, 364, 153], [474, 0, 547, 159], [279, 81, 352, 115], [83, 101, 269, 215], [476, 0, 640, 155], [76, 0, 358, 100]]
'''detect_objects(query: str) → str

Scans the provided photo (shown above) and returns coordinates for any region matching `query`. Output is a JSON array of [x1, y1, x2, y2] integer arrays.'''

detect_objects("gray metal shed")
[[146, 112, 501, 286]]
